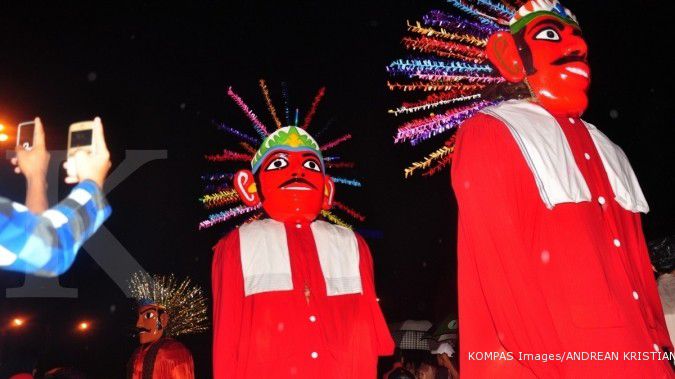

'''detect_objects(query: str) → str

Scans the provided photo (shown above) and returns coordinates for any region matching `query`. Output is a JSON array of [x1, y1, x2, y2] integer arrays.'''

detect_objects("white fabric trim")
[[239, 219, 293, 296], [584, 122, 649, 213], [239, 219, 363, 297], [481, 100, 648, 213], [311, 220, 363, 296]]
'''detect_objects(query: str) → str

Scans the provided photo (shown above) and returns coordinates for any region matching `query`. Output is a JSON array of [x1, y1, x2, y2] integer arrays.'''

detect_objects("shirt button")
[[295, 223, 302, 229], [309, 315, 317, 323], [311, 352, 319, 359], [569, 118, 575, 124], [632, 291, 639, 300], [613, 239, 621, 247], [598, 196, 606, 205], [584, 153, 591, 160], [654, 343, 660, 352]]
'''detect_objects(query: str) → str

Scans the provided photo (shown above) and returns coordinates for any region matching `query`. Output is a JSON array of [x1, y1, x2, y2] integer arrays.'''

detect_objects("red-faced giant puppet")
[[212, 125, 392, 378], [442, 0, 674, 377], [388, 0, 675, 376]]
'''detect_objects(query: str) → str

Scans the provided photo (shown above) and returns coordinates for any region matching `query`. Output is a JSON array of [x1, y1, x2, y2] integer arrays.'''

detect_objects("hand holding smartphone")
[[17, 121, 36, 150], [64, 117, 111, 187]]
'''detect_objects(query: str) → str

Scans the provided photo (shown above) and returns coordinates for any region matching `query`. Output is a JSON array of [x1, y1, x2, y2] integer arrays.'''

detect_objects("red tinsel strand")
[[422, 151, 454, 176], [407, 21, 488, 47], [239, 142, 257, 155], [205, 149, 252, 162], [402, 36, 487, 63], [333, 201, 366, 222], [301, 87, 326, 130], [320, 134, 352, 151]]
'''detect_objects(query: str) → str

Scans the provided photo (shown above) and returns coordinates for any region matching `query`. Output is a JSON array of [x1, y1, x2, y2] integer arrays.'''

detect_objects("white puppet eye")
[[303, 159, 321, 172], [144, 312, 156, 319], [534, 28, 560, 41], [265, 157, 289, 171]]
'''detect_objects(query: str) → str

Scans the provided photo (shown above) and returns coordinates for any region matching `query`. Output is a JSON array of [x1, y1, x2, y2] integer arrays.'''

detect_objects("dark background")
[[1, 1, 673, 377]]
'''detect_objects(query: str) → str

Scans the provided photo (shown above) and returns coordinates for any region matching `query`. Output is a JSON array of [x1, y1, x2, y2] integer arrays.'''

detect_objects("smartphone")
[[17, 121, 36, 150], [67, 121, 95, 158]]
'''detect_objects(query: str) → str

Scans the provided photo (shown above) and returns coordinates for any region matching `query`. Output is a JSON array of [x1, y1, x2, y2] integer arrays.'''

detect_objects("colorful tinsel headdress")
[[199, 80, 366, 230], [128, 272, 209, 338], [387, 0, 578, 177]]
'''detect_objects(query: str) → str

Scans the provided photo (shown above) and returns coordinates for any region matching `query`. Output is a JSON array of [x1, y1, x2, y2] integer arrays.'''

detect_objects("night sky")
[[1, 1, 674, 377]]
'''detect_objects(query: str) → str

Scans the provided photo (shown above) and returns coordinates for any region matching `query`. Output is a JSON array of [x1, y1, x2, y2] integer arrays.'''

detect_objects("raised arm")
[[1, 180, 111, 276]]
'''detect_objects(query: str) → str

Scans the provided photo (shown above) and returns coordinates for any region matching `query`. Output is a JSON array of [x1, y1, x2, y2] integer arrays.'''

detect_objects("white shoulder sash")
[[480, 100, 648, 213]]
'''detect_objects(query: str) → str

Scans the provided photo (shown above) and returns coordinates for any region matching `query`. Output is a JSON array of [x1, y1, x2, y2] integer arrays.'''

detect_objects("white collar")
[[238, 219, 363, 297]]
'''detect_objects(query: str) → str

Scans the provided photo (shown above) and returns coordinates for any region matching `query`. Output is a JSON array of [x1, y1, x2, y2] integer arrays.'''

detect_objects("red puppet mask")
[[136, 304, 168, 345], [486, 0, 589, 117], [234, 126, 335, 224]]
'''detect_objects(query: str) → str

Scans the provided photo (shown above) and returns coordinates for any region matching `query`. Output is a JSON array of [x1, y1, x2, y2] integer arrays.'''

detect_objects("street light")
[[11, 317, 25, 328], [77, 321, 90, 332]]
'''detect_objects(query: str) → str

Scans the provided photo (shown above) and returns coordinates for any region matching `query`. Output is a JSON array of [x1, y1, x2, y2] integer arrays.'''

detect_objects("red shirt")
[[129, 339, 194, 379], [212, 221, 394, 378], [452, 112, 674, 378]]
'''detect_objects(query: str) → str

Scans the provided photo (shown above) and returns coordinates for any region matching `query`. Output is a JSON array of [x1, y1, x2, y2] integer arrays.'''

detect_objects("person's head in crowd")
[[649, 236, 675, 276], [415, 361, 437, 379], [389, 367, 416, 379]]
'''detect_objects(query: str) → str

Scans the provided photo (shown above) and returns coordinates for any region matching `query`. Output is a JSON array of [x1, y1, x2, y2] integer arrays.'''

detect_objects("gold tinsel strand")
[[404, 146, 453, 178], [321, 210, 353, 229], [129, 273, 209, 337], [259, 79, 283, 129], [200, 189, 240, 208], [407, 21, 488, 47]]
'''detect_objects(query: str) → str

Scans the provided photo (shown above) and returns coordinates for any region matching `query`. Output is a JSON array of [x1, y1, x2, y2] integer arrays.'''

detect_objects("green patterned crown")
[[251, 126, 323, 173]]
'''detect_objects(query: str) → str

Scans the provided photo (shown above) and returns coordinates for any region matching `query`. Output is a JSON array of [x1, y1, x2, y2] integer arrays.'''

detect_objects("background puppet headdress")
[[387, 0, 578, 177], [128, 272, 209, 338], [198, 80, 366, 230]]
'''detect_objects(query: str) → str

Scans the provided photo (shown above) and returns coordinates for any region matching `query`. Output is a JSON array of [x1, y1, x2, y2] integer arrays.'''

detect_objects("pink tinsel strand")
[[320, 134, 352, 151], [395, 102, 489, 143], [326, 161, 355, 169], [387, 81, 488, 92], [402, 91, 475, 108], [227, 86, 269, 137], [333, 201, 366, 222], [301, 87, 326, 130], [205, 149, 252, 162]]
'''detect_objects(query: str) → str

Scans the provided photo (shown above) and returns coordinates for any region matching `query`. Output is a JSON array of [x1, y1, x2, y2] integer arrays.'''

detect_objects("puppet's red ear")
[[322, 176, 335, 211], [234, 170, 260, 207], [486, 31, 526, 83]]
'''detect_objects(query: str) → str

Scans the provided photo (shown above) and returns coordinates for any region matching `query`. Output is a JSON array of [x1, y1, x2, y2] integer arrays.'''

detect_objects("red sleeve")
[[633, 216, 674, 351], [451, 114, 564, 377], [357, 234, 395, 356], [211, 231, 244, 378]]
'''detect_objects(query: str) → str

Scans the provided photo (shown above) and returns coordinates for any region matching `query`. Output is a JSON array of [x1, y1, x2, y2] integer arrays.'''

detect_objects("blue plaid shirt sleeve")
[[0, 180, 112, 277]]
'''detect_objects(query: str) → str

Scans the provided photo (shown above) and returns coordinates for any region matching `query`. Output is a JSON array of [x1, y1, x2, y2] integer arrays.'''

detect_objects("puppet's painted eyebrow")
[[530, 18, 565, 32]]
